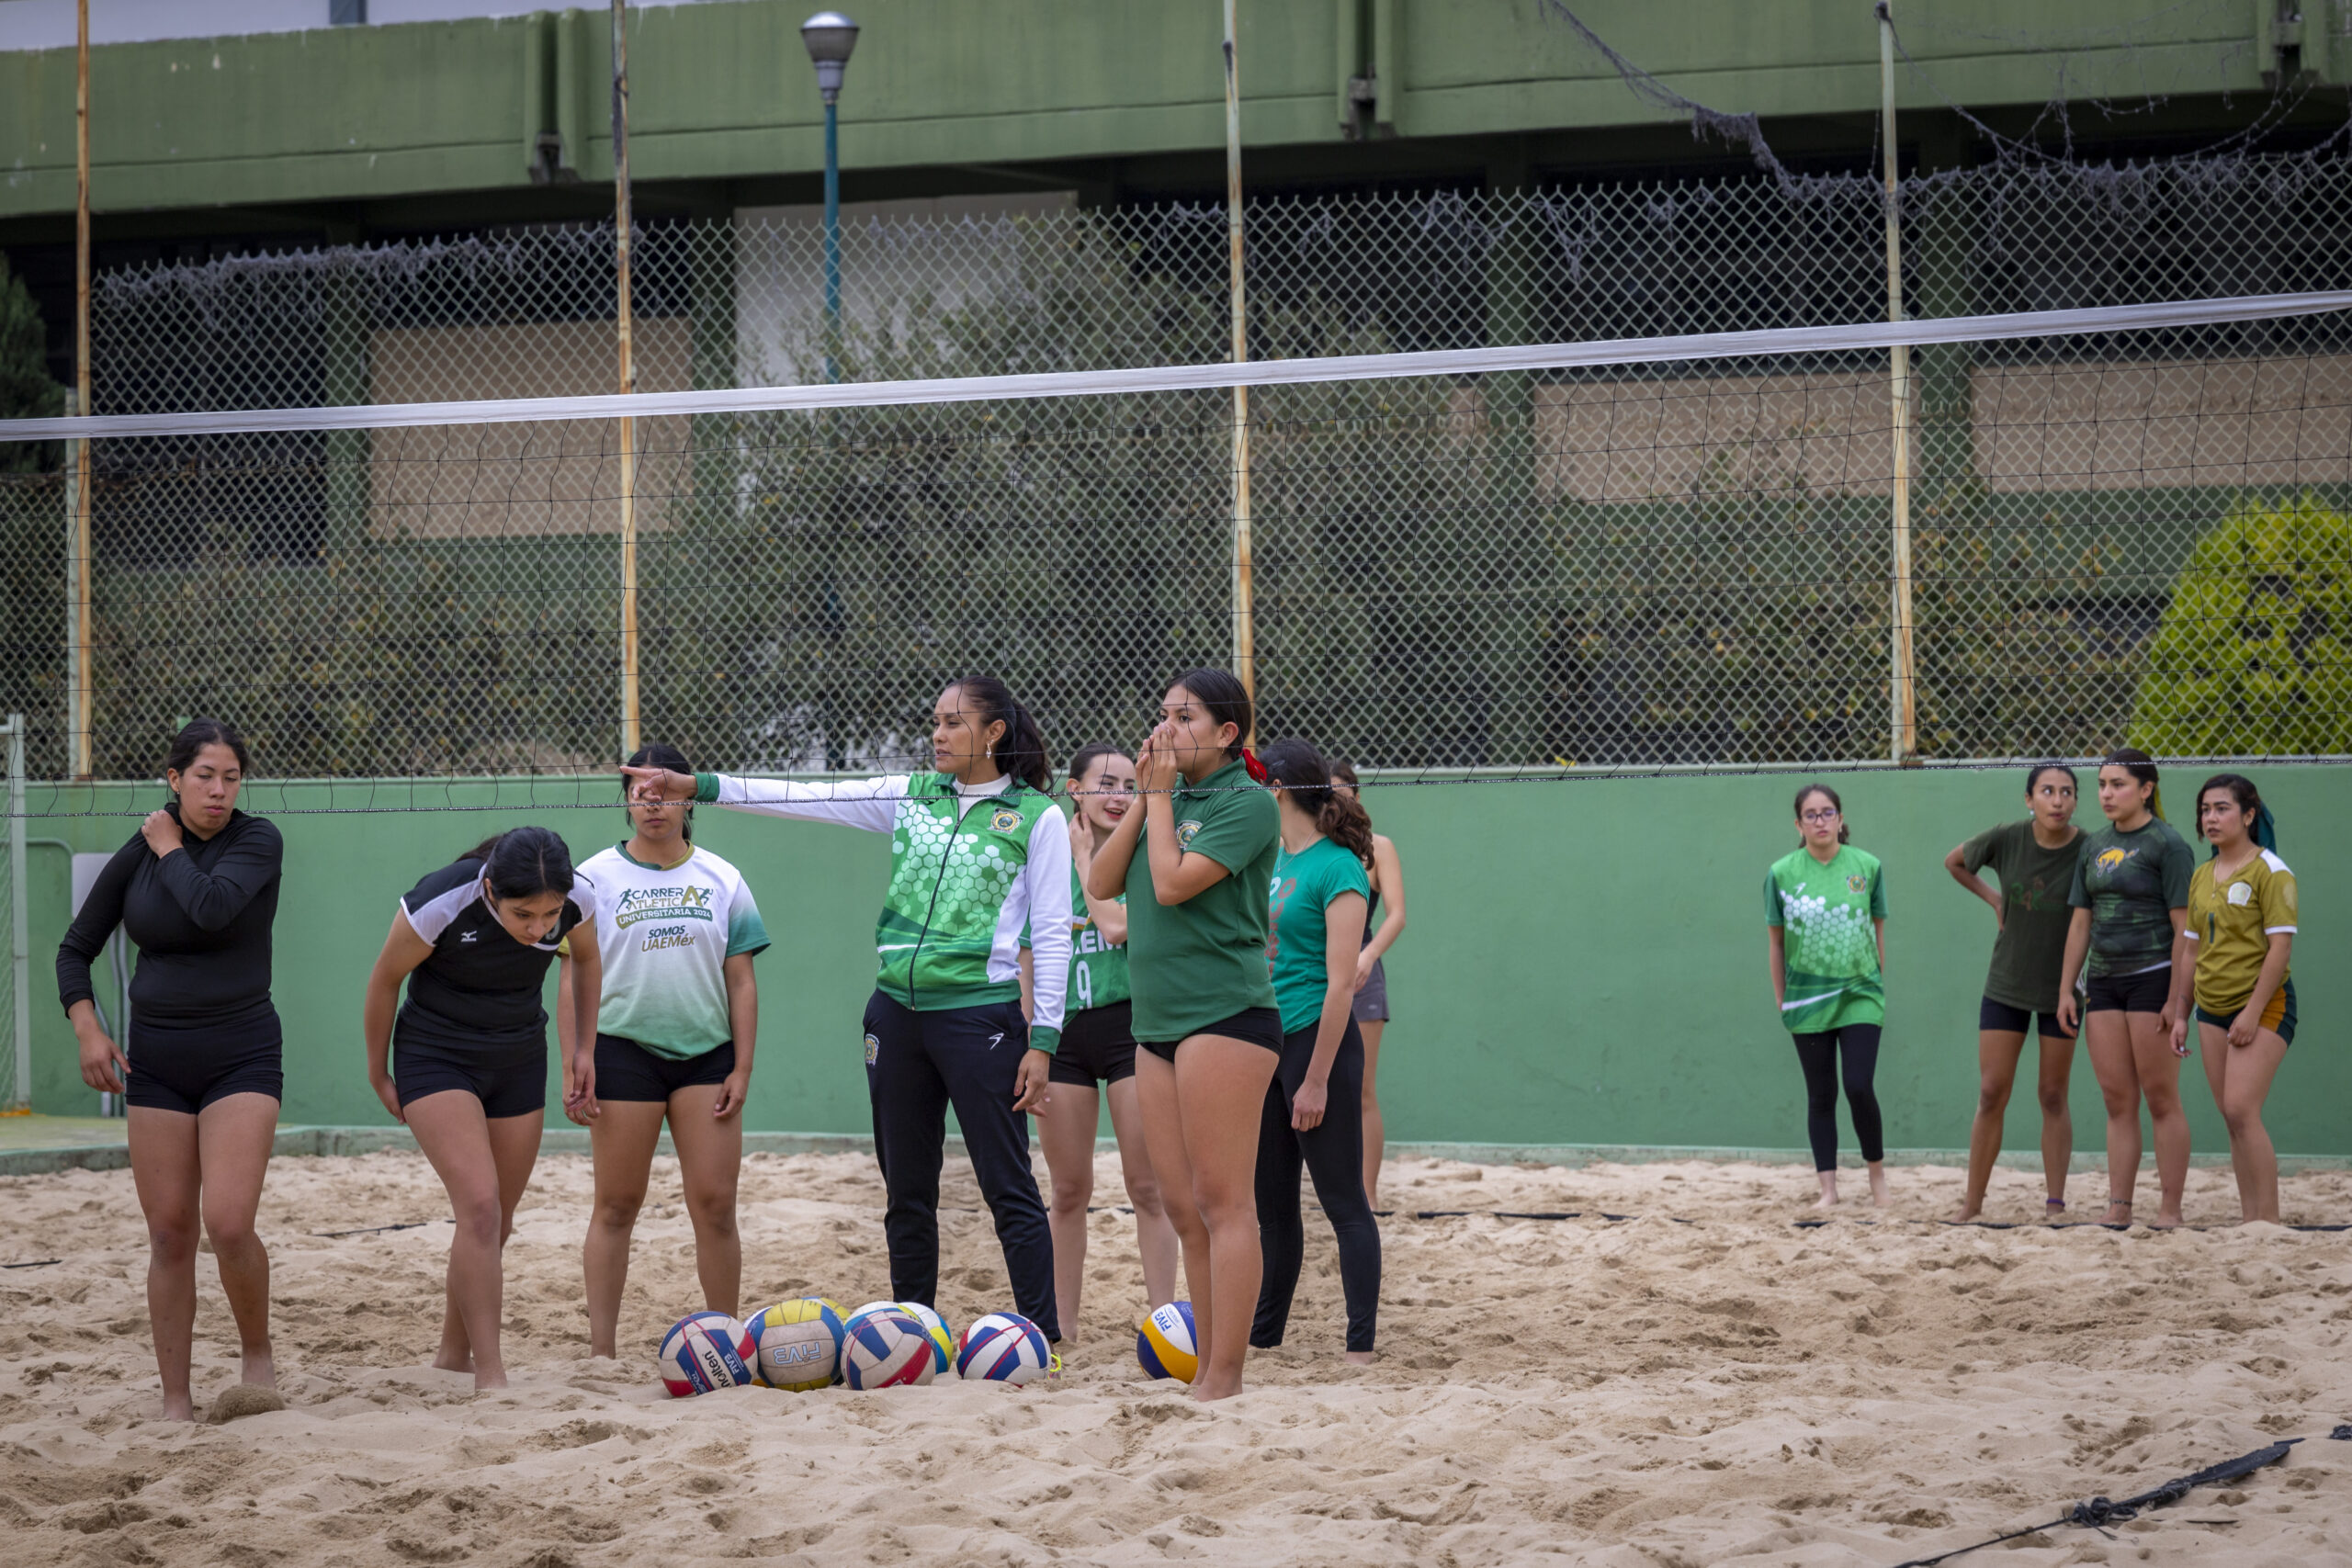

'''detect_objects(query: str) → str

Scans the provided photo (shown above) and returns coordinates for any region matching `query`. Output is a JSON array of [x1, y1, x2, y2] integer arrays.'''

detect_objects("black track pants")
[[1791, 1022, 1885, 1173], [1252, 1019, 1381, 1353], [862, 992, 1059, 1340]]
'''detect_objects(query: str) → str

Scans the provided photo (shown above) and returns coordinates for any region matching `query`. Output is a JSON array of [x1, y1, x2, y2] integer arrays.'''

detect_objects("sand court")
[[3, 1148, 2350, 1566]]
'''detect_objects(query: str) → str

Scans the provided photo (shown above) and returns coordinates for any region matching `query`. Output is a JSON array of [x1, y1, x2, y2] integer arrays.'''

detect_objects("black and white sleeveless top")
[[396, 857, 597, 1050]]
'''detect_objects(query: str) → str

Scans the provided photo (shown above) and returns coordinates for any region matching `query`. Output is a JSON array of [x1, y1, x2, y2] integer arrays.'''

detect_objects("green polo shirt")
[[1125, 757, 1282, 1044]]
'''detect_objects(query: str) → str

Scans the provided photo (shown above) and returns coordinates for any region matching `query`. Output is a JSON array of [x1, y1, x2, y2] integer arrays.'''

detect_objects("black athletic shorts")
[[2084, 966, 2172, 1015], [1139, 1005, 1284, 1062], [1978, 997, 2075, 1041], [394, 1032, 547, 1119], [2195, 977, 2299, 1046], [125, 1013, 284, 1115], [1050, 1001, 1137, 1087], [594, 1032, 736, 1101]]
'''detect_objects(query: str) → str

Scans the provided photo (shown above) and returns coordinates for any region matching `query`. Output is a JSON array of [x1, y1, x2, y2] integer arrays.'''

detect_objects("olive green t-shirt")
[[1962, 819, 2086, 1012], [1125, 758, 1281, 1043]]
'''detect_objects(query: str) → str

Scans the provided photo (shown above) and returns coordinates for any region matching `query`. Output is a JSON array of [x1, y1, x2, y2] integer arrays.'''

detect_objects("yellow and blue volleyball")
[[657, 1311, 757, 1397], [1136, 1301, 1197, 1383], [956, 1311, 1052, 1384], [745, 1297, 846, 1391], [842, 1307, 936, 1389]]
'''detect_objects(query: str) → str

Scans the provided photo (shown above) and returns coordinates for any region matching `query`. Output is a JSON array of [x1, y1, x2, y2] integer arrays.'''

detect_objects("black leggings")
[[1252, 1020, 1381, 1353], [1792, 1023, 1884, 1173]]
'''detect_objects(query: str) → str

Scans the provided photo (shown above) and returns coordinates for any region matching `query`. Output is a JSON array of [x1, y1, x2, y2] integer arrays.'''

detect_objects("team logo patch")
[[1175, 819, 1203, 851], [1846, 873, 1869, 896], [989, 807, 1023, 834], [2096, 847, 2131, 874], [2228, 881, 2254, 906], [864, 1032, 880, 1066]]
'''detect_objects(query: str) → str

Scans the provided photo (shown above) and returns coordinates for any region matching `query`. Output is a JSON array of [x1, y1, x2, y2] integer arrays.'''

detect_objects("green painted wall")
[[22, 764, 2349, 1156], [0, 0, 2301, 221]]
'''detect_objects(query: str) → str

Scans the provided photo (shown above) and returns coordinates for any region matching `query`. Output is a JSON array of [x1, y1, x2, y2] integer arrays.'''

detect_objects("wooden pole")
[[1223, 0, 1255, 732], [1878, 1, 1917, 763], [613, 0, 639, 758], [70, 0, 93, 780]]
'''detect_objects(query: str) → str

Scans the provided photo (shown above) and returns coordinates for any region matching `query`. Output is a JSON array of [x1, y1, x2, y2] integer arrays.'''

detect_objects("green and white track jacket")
[[695, 771, 1072, 1051]]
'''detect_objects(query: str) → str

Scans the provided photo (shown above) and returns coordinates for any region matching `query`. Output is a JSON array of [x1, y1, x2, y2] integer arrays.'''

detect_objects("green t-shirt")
[[1765, 844, 1887, 1032], [2067, 817, 2193, 977], [1124, 758, 1281, 1044], [1267, 838, 1372, 1036], [1069, 862, 1130, 1012], [1962, 819, 2086, 1012]]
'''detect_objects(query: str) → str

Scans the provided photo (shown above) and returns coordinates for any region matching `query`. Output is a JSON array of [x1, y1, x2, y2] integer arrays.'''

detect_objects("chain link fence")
[[5, 156, 2351, 780]]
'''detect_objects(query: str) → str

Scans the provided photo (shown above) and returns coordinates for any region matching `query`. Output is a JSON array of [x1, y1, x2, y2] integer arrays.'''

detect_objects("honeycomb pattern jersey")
[[696, 771, 1072, 1049], [1764, 844, 1887, 1033]]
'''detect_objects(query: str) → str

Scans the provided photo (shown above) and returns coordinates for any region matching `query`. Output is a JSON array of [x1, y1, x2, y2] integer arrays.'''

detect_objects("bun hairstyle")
[[949, 674, 1052, 792], [625, 742, 694, 840], [1064, 740, 1128, 790], [1793, 783, 1850, 845], [1169, 668, 1266, 778], [2101, 747, 2165, 821], [1261, 739, 1377, 868], [2196, 772, 2278, 855], [2025, 762, 2076, 797], [462, 826, 577, 904], [164, 717, 251, 784]]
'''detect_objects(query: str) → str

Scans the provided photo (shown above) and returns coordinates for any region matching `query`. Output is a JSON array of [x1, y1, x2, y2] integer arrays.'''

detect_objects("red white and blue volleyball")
[[657, 1311, 758, 1397], [842, 1306, 937, 1389], [956, 1312, 1053, 1384]]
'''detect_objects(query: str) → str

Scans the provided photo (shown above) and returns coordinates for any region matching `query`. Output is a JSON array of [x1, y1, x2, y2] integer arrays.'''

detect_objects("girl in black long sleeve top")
[[54, 720, 284, 1421]]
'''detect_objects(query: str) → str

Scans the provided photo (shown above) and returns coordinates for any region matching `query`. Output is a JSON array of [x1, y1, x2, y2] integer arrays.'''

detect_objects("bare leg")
[[126, 1107, 202, 1421], [2083, 1010, 2142, 1224], [2035, 1028, 2076, 1208], [1866, 1161, 1889, 1208], [1036, 1081, 1099, 1342], [1135, 1050, 1206, 1342], [2206, 1022, 2290, 1224], [1170, 1035, 1278, 1403], [668, 1083, 743, 1320], [1952, 1030, 2025, 1221], [1104, 1076, 1180, 1311], [583, 1100, 665, 1359], [1358, 1020, 1385, 1209], [408, 1094, 542, 1388], [1815, 1169, 1839, 1208], [195, 1093, 280, 1387], [2126, 1011, 2188, 1228]]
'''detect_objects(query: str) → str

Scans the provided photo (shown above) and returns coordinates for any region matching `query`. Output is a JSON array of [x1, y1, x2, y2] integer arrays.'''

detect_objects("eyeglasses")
[[1800, 809, 1841, 824]]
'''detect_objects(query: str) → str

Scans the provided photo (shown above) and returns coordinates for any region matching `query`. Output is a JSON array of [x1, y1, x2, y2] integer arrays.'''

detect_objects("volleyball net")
[[5, 288, 2352, 807]]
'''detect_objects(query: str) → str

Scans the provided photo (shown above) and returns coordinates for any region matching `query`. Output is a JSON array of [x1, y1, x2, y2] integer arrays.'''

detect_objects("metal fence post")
[[1879, 1, 1918, 763], [1224, 0, 1256, 728], [613, 0, 640, 759], [6, 714, 28, 1112]]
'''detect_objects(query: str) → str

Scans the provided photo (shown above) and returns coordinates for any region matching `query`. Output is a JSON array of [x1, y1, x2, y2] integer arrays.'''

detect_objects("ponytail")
[[1169, 668, 1252, 761], [1261, 739, 1375, 868], [461, 826, 576, 902], [947, 674, 1052, 792]]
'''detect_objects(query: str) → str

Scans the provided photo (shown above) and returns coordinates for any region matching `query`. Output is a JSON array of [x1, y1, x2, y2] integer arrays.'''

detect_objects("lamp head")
[[800, 11, 858, 102]]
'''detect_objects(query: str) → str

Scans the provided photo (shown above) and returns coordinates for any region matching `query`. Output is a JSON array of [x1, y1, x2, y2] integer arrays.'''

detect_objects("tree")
[[2130, 493, 2352, 758], [0, 251, 64, 473]]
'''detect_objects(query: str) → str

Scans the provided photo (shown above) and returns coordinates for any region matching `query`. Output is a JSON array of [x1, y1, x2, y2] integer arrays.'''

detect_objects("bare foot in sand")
[[1868, 1163, 1891, 1209], [1949, 1195, 1984, 1223], [1814, 1172, 1840, 1210], [241, 1341, 276, 1388], [2102, 1199, 2133, 1226], [1345, 1350, 1374, 1366], [160, 1391, 197, 1423], [432, 1350, 474, 1374], [2150, 1209, 2184, 1230]]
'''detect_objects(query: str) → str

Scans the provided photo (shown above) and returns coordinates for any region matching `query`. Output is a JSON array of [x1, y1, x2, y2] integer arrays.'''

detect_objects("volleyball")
[[956, 1312, 1053, 1385], [1136, 1302, 1198, 1383], [841, 1306, 937, 1389], [746, 1297, 846, 1392], [657, 1311, 757, 1397], [899, 1302, 956, 1376]]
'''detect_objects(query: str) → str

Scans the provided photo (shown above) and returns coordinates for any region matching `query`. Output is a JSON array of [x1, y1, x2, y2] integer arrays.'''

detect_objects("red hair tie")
[[1240, 747, 1270, 784]]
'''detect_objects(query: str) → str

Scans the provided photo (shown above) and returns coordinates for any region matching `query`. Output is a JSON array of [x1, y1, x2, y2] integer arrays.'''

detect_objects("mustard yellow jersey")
[[2185, 849, 2297, 1013]]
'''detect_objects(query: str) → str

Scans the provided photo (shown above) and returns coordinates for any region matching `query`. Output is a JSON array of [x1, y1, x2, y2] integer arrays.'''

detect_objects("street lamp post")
[[800, 11, 859, 383]]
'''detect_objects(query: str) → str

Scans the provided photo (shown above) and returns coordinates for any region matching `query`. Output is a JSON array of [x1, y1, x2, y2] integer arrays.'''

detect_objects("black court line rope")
[[3, 1258, 62, 1269], [311, 1221, 435, 1238], [1886, 1438, 2299, 1567]]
